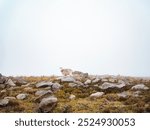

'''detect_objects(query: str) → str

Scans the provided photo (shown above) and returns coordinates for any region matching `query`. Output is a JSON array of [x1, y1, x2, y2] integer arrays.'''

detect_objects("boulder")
[[13, 77, 27, 86], [0, 75, 7, 84], [84, 79, 91, 85], [90, 92, 104, 99], [99, 82, 125, 89], [36, 81, 53, 88], [131, 84, 149, 90], [16, 93, 28, 100], [92, 78, 101, 83], [51, 83, 61, 91], [35, 90, 52, 96], [0, 99, 9, 106], [38, 96, 57, 112], [6, 79, 16, 87], [60, 76, 75, 82]]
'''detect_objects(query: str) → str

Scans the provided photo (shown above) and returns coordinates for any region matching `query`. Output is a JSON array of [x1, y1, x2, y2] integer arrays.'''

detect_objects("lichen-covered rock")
[[60, 76, 75, 82], [4, 96, 16, 100], [38, 96, 57, 112], [84, 79, 91, 85]]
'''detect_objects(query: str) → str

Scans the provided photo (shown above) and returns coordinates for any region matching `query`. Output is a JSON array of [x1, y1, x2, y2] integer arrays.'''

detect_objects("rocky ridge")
[[0, 70, 150, 113]]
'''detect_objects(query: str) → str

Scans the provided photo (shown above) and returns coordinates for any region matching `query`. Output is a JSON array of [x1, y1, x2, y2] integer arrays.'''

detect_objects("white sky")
[[0, 0, 150, 76]]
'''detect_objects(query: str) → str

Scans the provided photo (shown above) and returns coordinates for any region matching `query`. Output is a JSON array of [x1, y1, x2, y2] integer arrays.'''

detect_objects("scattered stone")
[[0, 99, 9, 106], [117, 91, 130, 98], [100, 82, 125, 89], [68, 83, 78, 87], [16, 93, 28, 100], [74, 81, 84, 86], [35, 90, 52, 96], [0, 75, 6, 84], [131, 84, 149, 90], [38, 96, 58, 112], [92, 78, 101, 83], [36, 81, 53, 88], [60, 76, 75, 82], [132, 91, 141, 97], [21, 83, 30, 87], [51, 83, 61, 91], [69, 94, 76, 100], [4, 96, 16, 100], [1, 89, 6, 93], [6, 79, 16, 87], [84, 79, 91, 85], [90, 92, 104, 99]]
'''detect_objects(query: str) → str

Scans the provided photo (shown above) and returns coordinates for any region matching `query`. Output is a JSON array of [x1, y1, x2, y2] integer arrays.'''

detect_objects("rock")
[[0, 99, 9, 106], [60, 67, 73, 76], [0, 84, 5, 89], [38, 96, 57, 112], [90, 92, 104, 99], [69, 94, 76, 100], [74, 81, 84, 86], [1, 89, 6, 93], [117, 91, 130, 98], [4, 96, 16, 100], [16, 93, 28, 100], [100, 82, 125, 89], [92, 78, 101, 83], [6, 79, 16, 87], [21, 83, 30, 87], [60, 76, 75, 82], [51, 83, 61, 91], [35, 90, 52, 96], [72, 71, 88, 81], [131, 84, 149, 90], [13, 77, 27, 86], [132, 91, 141, 97], [68, 83, 78, 87], [84, 79, 91, 85], [36, 81, 53, 88]]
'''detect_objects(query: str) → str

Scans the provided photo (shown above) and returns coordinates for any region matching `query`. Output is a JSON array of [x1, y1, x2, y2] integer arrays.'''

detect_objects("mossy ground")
[[0, 76, 150, 113]]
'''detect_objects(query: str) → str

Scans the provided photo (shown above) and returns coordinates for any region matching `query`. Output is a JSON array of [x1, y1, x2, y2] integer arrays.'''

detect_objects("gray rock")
[[92, 78, 101, 83], [90, 92, 104, 98], [0, 99, 9, 106], [51, 83, 61, 91], [74, 81, 84, 86], [6, 79, 16, 87], [100, 82, 125, 89], [35, 90, 52, 96], [21, 83, 30, 87], [13, 77, 27, 86], [16, 93, 28, 100], [36, 81, 53, 88], [131, 84, 149, 90], [84, 79, 91, 85], [38, 96, 57, 112], [4, 96, 16, 100], [60, 76, 75, 82], [69, 94, 76, 100], [132, 91, 141, 97], [117, 91, 130, 98]]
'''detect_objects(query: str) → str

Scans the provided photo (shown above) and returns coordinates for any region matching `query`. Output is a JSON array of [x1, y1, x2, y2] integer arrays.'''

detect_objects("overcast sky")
[[0, 0, 150, 76]]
